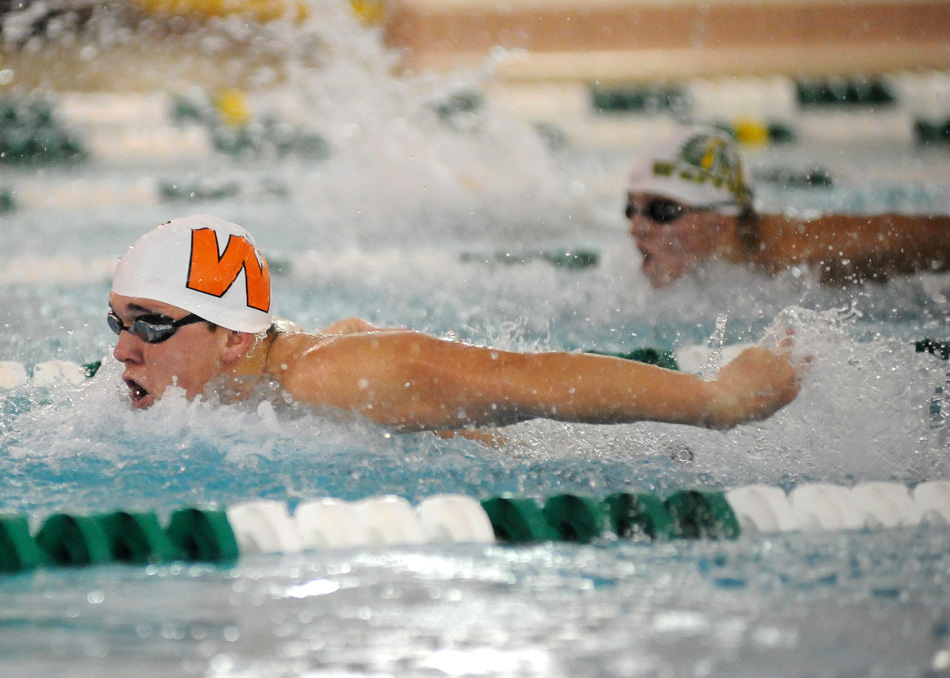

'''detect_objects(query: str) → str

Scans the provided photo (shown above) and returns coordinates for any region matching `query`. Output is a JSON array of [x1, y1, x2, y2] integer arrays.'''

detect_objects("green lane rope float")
[[664, 490, 742, 540], [795, 77, 896, 107], [480, 496, 560, 543], [170, 92, 330, 160], [35, 514, 114, 567], [915, 119, 950, 145], [0, 515, 49, 573], [166, 507, 240, 563], [0, 96, 88, 165], [458, 249, 599, 270], [0, 188, 15, 212], [97, 511, 182, 564], [542, 493, 612, 543], [0, 482, 948, 575], [604, 492, 677, 541], [590, 84, 687, 115], [754, 166, 833, 189]]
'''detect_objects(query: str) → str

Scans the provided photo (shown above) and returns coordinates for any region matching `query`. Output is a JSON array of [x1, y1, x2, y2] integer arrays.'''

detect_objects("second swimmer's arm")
[[757, 213, 950, 282]]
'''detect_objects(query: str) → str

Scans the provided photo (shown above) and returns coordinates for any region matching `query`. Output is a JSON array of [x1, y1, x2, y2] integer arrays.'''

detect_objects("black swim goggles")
[[624, 198, 692, 224], [107, 310, 205, 344]]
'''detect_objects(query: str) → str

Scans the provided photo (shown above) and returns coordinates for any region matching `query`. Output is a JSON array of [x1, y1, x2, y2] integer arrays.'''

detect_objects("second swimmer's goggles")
[[624, 198, 694, 224], [108, 310, 205, 344], [625, 198, 736, 224]]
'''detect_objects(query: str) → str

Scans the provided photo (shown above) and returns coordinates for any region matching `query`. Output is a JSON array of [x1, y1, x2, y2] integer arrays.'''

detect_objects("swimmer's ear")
[[221, 331, 255, 364]]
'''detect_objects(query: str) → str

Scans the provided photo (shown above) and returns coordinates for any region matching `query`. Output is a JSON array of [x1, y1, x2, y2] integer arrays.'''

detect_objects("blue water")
[[3, 3, 950, 675]]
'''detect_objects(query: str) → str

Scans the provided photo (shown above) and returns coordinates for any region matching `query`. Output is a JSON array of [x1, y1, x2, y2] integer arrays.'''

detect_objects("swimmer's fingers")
[[777, 328, 795, 351], [766, 328, 813, 366], [758, 325, 794, 351]]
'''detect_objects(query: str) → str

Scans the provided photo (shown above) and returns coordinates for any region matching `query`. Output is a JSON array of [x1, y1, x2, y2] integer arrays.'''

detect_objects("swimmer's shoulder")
[[266, 316, 415, 373], [319, 317, 385, 335], [265, 319, 323, 363], [264, 317, 377, 372]]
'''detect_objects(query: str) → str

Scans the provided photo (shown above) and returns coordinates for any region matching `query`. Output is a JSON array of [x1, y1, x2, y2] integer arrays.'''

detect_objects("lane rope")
[[2, 71, 948, 213], [1, 482, 948, 574]]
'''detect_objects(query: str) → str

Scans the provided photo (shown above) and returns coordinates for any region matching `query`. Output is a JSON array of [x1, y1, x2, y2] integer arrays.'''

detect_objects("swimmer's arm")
[[272, 332, 800, 431], [759, 213, 950, 282]]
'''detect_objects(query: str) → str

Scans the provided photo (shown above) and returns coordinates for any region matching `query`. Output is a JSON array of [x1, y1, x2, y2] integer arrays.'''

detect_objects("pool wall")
[[384, 0, 950, 80]]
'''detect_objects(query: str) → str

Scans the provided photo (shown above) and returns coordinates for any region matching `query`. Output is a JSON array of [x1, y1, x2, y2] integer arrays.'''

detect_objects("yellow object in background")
[[134, 0, 311, 23], [350, 0, 385, 25], [216, 89, 252, 127], [733, 118, 770, 146]]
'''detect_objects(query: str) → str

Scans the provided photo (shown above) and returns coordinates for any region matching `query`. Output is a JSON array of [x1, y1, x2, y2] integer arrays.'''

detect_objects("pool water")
[[2, 2, 950, 675]]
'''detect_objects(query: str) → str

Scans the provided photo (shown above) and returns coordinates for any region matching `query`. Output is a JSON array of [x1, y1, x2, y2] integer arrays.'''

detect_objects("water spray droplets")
[[700, 313, 728, 380]]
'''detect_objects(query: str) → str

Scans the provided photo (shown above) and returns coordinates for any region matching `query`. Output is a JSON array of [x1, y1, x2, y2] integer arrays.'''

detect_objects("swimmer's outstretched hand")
[[705, 336, 806, 429]]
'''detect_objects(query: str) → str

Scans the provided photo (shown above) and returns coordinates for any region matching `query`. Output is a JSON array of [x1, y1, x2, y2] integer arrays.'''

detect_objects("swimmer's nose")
[[112, 328, 144, 364], [628, 213, 652, 239]]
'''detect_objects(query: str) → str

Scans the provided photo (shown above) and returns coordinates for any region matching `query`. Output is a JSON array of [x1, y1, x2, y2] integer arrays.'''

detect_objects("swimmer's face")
[[626, 193, 727, 288], [109, 292, 233, 409]]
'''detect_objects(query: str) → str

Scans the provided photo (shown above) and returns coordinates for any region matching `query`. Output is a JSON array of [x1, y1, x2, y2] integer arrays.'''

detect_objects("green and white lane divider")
[[2, 482, 949, 574], [0, 91, 330, 168], [0, 360, 100, 389], [1, 173, 290, 213], [0, 71, 947, 210], [492, 71, 950, 149]]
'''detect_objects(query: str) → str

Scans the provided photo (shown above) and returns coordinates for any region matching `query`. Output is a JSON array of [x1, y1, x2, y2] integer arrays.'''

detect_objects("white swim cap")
[[627, 126, 753, 214], [112, 214, 272, 333]]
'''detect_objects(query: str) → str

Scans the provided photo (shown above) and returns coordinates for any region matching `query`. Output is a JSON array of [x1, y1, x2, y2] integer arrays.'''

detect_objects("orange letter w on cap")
[[186, 228, 271, 312]]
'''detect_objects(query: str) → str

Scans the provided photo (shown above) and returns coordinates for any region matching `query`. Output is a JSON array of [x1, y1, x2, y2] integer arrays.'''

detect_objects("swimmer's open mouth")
[[124, 378, 149, 405]]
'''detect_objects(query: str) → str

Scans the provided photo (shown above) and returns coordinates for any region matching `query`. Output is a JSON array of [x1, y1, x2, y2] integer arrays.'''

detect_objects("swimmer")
[[109, 215, 802, 433], [626, 126, 950, 287]]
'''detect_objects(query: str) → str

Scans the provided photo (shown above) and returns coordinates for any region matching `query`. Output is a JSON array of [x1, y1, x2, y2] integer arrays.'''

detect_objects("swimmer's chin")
[[641, 260, 675, 288], [639, 252, 667, 287], [640, 257, 692, 288]]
